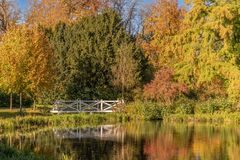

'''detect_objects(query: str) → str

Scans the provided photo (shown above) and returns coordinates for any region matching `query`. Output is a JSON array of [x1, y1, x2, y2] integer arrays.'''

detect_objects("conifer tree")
[[47, 9, 146, 100]]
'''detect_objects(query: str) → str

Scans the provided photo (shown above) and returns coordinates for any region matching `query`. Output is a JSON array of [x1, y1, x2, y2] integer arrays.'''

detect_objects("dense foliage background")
[[0, 0, 239, 109]]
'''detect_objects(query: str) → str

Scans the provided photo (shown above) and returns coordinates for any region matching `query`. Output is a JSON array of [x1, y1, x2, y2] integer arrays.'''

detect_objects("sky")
[[17, 0, 185, 12]]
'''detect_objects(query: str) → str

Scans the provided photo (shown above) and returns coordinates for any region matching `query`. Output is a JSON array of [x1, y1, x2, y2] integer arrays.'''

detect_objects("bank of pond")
[[1, 112, 240, 131], [1, 98, 240, 130], [0, 99, 240, 160]]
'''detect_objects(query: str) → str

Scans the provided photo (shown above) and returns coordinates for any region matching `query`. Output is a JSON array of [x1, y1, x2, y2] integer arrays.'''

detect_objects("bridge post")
[[80, 100, 82, 111], [77, 99, 79, 111], [100, 99, 103, 111]]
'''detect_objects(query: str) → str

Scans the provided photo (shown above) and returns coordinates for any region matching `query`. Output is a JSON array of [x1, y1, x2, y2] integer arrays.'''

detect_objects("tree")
[[142, 0, 240, 101], [26, 0, 68, 27], [144, 67, 188, 103], [0, 26, 30, 110], [109, 0, 140, 34], [0, 26, 56, 109], [112, 43, 139, 99], [0, 0, 20, 34], [142, 0, 184, 67], [46, 9, 145, 100], [26, 28, 56, 107], [26, 0, 106, 27], [171, 0, 240, 100], [63, 0, 106, 20]]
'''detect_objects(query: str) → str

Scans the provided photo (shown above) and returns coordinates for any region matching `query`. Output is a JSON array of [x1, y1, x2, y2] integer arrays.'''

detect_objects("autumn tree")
[[26, 28, 56, 107], [26, 0, 106, 27], [0, 26, 56, 109], [0, 26, 30, 110], [26, 0, 68, 27], [0, 0, 20, 34], [143, 0, 240, 101], [171, 0, 240, 100], [63, 0, 106, 20], [112, 43, 139, 99], [142, 0, 184, 67], [144, 67, 188, 103]]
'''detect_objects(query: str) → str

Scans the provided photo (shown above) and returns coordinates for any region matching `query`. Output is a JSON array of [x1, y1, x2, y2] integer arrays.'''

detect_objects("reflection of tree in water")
[[1, 123, 240, 160], [143, 125, 194, 160], [143, 124, 236, 160]]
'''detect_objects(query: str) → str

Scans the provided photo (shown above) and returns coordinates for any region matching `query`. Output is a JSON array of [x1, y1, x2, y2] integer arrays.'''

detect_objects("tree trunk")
[[33, 99, 36, 110], [19, 93, 22, 112], [10, 93, 13, 110], [121, 75, 124, 100], [121, 83, 124, 100]]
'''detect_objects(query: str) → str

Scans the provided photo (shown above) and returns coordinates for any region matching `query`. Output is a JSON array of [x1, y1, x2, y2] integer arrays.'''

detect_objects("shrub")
[[195, 98, 233, 114], [124, 101, 171, 120], [174, 98, 195, 114], [36, 105, 52, 114], [143, 67, 188, 103]]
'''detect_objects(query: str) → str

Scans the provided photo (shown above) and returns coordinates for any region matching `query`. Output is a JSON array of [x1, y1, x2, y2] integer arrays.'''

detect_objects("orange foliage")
[[142, 0, 184, 67], [27, 0, 106, 27], [198, 78, 227, 100], [144, 67, 188, 103]]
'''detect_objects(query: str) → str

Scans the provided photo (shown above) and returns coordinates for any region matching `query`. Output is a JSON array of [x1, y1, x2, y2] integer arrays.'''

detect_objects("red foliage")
[[144, 67, 188, 103]]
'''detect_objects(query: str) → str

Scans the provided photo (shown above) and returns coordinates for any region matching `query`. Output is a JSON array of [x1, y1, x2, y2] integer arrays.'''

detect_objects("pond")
[[1, 121, 240, 160]]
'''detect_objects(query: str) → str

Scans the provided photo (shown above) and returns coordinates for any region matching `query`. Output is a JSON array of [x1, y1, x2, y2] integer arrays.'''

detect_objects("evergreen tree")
[[47, 9, 146, 100]]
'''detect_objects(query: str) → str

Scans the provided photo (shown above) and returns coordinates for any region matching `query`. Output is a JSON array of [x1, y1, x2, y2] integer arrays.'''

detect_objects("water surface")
[[1, 122, 240, 160]]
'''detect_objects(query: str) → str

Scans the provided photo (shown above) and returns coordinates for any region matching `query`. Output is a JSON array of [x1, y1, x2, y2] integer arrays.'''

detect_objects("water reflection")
[[1, 122, 240, 160], [54, 125, 124, 141]]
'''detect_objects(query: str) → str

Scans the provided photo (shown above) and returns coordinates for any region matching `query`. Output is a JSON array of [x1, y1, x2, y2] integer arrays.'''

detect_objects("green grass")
[[0, 144, 48, 160], [0, 108, 46, 119], [164, 113, 240, 124], [0, 112, 125, 131]]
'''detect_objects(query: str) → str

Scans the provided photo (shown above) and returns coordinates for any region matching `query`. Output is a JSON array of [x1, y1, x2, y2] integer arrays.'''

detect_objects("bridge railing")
[[50, 99, 124, 113]]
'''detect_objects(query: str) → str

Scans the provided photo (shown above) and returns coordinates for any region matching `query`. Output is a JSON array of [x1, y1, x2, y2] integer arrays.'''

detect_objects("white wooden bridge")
[[50, 100, 124, 113]]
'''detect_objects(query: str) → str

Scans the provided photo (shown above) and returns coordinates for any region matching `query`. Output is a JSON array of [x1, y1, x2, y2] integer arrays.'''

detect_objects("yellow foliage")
[[0, 25, 55, 98]]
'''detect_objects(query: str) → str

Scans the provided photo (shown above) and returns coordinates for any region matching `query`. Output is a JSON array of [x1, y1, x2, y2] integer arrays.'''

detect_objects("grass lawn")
[[0, 108, 45, 119]]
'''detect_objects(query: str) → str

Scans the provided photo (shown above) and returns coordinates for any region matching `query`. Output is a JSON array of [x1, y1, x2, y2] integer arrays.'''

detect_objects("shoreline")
[[1, 111, 240, 132], [163, 113, 240, 124]]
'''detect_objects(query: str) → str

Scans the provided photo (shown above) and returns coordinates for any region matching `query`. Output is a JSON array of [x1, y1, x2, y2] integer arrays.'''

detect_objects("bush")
[[36, 105, 53, 114], [124, 101, 172, 120], [143, 67, 188, 103], [195, 98, 233, 114], [174, 98, 195, 114]]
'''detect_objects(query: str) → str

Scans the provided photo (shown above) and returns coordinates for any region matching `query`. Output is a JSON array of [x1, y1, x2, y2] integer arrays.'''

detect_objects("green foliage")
[[46, 9, 147, 100], [0, 144, 47, 160], [0, 91, 32, 108], [124, 101, 172, 120], [35, 105, 53, 114], [174, 98, 195, 114], [195, 98, 233, 114]]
